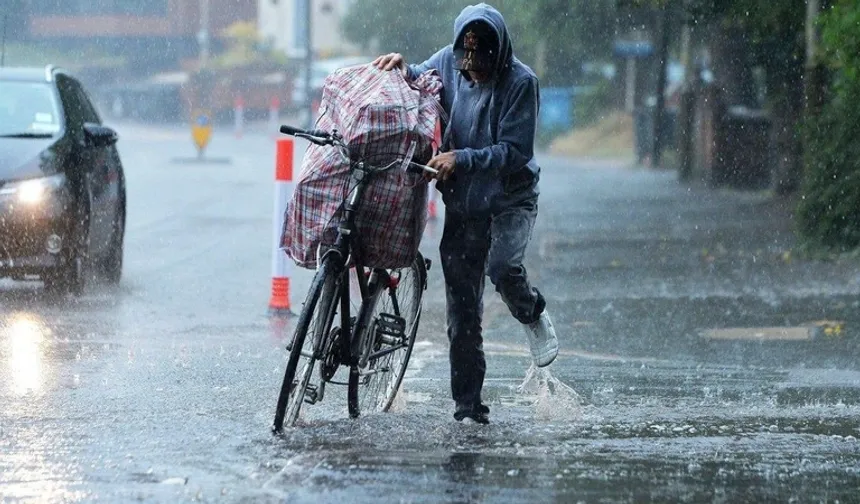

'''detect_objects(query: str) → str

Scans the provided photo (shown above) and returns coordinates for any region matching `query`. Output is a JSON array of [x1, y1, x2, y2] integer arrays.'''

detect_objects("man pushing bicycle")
[[373, 2, 559, 425]]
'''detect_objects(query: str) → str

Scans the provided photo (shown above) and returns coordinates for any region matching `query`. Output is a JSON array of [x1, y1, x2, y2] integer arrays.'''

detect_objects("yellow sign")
[[191, 111, 213, 153]]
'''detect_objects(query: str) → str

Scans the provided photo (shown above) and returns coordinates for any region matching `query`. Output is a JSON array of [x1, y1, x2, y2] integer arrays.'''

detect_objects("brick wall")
[[28, 0, 255, 38]]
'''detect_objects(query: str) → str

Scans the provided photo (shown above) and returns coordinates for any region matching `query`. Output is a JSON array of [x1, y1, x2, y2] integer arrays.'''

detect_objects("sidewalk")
[[519, 153, 860, 370]]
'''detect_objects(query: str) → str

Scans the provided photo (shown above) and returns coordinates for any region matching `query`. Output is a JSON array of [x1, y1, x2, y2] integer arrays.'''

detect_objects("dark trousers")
[[439, 188, 544, 409]]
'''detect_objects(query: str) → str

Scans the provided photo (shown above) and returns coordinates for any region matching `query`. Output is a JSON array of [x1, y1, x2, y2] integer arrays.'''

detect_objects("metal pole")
[[805, 0, 823, 112], [199, 0, 210, 67], [1, 14, 8, 68], [304, 0, 314, 129], [805, 0, 819, 69], [625, 57, 636, 113], [795, 0, 824, 195]]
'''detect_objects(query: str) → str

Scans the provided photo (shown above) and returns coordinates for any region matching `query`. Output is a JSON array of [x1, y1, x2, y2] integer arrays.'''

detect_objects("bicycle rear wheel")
[[347, 254, 426, 417], [273, 256, 341, 432]]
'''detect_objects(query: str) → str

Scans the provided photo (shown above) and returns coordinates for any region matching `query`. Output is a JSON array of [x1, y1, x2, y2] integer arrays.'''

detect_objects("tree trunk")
[[709, 24, 758, 108]]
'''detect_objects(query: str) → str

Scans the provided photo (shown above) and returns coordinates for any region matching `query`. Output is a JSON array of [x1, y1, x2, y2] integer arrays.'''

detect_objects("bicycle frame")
[[281, 124, 422, 375], [274, 124, 430, 429], [319, 161, 408, 375]]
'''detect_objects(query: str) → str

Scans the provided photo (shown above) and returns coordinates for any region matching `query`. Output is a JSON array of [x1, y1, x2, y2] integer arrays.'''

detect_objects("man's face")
[[454, 21, 497, 76], [468, 70, 492, 83]]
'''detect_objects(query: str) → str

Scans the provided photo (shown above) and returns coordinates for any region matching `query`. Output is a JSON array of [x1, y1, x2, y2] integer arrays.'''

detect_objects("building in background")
[[258, 0, 358, 59], [23, 0, 257, 75]]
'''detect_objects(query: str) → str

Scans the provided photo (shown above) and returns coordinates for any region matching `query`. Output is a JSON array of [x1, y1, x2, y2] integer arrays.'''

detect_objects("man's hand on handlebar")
[[427, 152, 456, 182], [372, 53, 407, 76]]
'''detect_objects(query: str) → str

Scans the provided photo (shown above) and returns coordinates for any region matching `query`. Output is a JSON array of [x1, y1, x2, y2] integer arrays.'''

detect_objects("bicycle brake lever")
[[297, 132, 330, 146], [406, 163, 438, 176]]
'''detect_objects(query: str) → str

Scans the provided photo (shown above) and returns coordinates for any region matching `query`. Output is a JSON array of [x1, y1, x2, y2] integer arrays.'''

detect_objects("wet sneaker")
[[454, 404, 490, 425], [522, 310, 559, 367]]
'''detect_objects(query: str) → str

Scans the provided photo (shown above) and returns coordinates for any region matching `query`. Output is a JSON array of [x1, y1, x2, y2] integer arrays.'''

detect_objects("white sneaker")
[[522, 310, 559, 367]]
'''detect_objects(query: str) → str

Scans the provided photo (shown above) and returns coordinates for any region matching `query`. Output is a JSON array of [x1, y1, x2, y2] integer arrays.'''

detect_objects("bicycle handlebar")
[[279, 125, 330, 138], [279, 124, 303, 136], [281, 123, 443, 177]]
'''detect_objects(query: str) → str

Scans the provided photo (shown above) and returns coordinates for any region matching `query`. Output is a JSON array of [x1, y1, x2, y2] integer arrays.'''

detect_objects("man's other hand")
[[372, 53, 407, 75], [428, 152, 456, 181]]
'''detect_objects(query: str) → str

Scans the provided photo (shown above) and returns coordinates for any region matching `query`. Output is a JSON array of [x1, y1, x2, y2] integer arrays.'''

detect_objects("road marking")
[[701, 321, 847, 341], [702, 326, 812, 341]]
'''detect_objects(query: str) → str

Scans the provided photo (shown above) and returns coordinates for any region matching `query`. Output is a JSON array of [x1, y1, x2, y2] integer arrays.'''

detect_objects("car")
[[0, 65, 126, 296], [290, 56, 371, 111]]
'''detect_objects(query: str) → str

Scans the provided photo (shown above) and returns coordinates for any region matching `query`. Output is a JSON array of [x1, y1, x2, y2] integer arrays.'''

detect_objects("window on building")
[[31, 0, 168, 16]]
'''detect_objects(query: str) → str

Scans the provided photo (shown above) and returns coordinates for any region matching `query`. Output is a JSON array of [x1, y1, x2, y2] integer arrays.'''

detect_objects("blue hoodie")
[[407, 3, 540, 215]]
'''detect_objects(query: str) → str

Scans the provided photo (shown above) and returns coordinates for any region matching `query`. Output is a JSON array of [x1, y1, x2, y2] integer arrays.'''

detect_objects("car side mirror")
[[83, 123, 119, 148]]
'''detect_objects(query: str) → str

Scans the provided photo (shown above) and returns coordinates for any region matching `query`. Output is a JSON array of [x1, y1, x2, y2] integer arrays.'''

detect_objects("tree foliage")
[[688, 0, 806, 103], [797, 0, 860, 250], [341, 0, 459, 65], [211, 21, 288, 70], [341, 0, 617, 86]]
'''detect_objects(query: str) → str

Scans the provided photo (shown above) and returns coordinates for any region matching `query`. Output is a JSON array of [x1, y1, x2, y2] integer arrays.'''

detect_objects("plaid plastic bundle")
[[281, 64, 444, 270]]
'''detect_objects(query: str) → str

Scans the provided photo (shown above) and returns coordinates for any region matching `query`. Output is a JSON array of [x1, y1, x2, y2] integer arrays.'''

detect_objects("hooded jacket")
[[407, 3, 540, 214]]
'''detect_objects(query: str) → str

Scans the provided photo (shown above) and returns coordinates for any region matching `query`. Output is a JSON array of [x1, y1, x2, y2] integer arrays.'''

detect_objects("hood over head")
[[452, 3, 513, 80]]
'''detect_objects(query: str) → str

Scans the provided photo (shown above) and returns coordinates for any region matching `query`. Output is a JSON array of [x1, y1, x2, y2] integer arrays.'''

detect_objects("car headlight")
[[0, 174, 66, 205]]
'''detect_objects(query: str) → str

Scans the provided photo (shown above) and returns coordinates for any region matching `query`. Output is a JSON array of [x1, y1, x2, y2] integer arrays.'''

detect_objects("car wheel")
[[44, 214, 89, 297], [101, 204, 124, 284]]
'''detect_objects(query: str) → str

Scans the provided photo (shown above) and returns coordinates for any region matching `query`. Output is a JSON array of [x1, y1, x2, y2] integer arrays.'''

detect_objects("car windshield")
[[0, 81, 62, 137]]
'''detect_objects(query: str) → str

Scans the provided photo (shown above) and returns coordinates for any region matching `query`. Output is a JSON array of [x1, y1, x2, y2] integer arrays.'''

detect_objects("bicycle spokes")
[[350, 257, 425, 416]]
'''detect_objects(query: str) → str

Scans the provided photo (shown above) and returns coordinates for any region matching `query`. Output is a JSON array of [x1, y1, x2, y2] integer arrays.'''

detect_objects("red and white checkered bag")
[[281, 65, 444, 270]]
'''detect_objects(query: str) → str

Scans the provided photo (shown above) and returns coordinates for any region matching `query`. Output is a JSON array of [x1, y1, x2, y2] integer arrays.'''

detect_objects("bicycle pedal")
[[377, 313, 406, 336], [303, 383, 320, 405]]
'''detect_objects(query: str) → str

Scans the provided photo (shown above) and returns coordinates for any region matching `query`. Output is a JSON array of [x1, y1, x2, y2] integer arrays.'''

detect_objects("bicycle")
[[272, 124, 437, 432]]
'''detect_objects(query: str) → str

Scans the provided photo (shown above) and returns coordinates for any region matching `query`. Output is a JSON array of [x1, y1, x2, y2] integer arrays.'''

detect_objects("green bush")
[[574, 82, 613, 128], [797, 1, 860, 250]]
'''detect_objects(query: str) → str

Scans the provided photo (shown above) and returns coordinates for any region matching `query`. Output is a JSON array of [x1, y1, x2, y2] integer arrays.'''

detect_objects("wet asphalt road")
[[1, 123, 859, 503]]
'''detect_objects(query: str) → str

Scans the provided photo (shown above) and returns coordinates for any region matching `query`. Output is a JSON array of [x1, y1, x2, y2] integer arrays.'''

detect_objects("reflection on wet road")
[[1, 124, 858, 502]]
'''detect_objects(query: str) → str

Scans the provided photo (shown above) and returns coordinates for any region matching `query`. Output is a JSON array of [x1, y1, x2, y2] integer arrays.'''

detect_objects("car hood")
[[0, 137, 60, 181]]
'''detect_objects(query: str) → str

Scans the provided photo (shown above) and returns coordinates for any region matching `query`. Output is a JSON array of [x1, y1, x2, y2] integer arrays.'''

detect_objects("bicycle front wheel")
[[348, 254, 426, 417], [273, 255, 340, 431]]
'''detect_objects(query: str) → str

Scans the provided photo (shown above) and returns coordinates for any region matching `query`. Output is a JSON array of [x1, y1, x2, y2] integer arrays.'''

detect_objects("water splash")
[[516, 363, 584, 422], [388, 384, 407, 412]]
